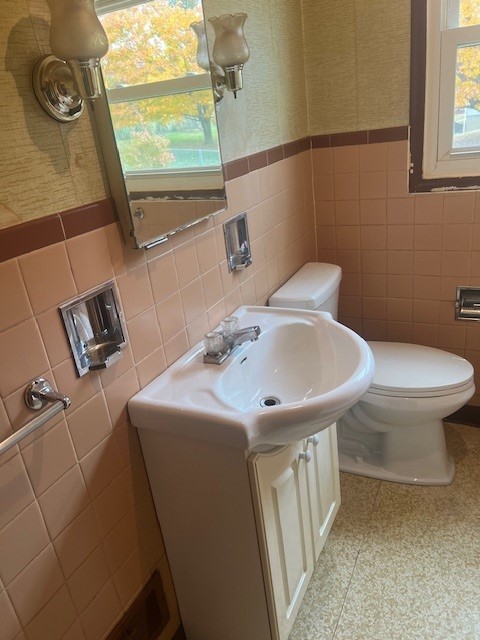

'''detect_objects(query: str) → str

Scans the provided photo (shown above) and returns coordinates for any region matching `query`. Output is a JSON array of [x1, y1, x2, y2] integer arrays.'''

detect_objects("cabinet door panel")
[[307, 424, 341, 560], [251, 442, 313, 640]]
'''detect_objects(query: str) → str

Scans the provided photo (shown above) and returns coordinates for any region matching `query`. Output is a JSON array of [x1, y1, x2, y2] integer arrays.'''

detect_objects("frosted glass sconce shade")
[[190, 20, 210, 72], [33, 0, 109, 122], [208, 13, 249, 97]]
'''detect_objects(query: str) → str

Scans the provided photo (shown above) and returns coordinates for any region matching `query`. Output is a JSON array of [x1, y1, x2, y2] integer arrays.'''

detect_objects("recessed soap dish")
[[59, 281, 127, 377]]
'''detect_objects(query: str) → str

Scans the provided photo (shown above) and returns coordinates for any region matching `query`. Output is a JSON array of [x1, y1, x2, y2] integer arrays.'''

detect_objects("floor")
[[290, 423, 480, 640]]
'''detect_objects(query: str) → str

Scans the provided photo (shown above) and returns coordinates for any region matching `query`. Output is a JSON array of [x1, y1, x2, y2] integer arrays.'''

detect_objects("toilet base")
[[337, 413, 456, 486], [338, 451, 455, 486]]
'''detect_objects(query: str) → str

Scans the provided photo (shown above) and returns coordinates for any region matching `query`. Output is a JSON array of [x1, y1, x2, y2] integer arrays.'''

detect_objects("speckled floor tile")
[[289, 474, 381, 640], [290, 424, 480, 640]]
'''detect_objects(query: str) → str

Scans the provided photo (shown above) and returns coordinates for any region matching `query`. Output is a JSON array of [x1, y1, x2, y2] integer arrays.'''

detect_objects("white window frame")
[[97, 0, 220, 181], [423, 0, 480, 179]]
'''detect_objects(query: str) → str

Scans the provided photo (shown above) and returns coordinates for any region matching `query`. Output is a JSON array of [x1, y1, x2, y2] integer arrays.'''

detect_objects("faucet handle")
[[221, 316, 240, 337], [203, 331, 225, 356]]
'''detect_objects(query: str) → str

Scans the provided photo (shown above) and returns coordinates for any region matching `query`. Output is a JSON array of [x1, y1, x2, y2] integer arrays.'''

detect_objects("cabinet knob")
[[299, 450, 312, 463], [307, 435, 319, 446]]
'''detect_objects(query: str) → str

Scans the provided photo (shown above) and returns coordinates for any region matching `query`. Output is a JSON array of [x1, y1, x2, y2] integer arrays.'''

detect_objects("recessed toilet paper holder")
[[59, 281, 127, 377], [455, 286, 480, 321]]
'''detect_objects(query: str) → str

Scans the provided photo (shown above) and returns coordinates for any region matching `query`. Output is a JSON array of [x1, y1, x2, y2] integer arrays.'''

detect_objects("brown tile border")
[[0, 198, 117, 263], [311, 126, 408, 149], [368, 126, 409, 144], [0, 126, 408, 263], [331, 131, 368, 147], [60, 198, 116, 239], [0, 214, 64, 262]]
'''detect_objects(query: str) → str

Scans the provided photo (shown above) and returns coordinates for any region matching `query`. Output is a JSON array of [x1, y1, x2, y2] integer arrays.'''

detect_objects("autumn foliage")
[[455, 0, 480, 112], [99, 0, 217, 170]]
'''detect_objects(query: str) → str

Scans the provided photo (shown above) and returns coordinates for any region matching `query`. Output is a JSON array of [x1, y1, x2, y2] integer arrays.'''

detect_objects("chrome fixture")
[[224, 212, 252, 272], [456, 286, 480, 320], [60, 281, 127, 377], [0, 378, 71, 456], [203, 317, 261, 364], [191, 13, 250, 101], [32, 0, 109, 122]]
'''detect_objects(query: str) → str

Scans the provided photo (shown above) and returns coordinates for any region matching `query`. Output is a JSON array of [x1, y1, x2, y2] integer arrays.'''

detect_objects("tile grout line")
[[331, 478, 383, 639]]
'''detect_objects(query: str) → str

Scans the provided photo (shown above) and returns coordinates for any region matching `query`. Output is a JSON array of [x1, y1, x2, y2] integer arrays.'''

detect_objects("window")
[[96, 0, 220, 175], [410, 0, 480, 190]]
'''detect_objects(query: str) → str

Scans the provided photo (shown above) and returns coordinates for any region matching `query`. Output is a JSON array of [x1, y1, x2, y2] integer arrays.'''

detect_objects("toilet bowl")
[[268, 262, 475, 485], [337, 341, 474, 485]]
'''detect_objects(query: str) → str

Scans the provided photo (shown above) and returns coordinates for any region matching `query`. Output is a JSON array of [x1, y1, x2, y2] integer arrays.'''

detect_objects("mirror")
[[91, 0, 227, 249]]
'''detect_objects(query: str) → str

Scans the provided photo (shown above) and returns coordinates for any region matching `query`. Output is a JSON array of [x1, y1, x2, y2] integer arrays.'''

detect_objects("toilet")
[[269, 262, 475, 486]]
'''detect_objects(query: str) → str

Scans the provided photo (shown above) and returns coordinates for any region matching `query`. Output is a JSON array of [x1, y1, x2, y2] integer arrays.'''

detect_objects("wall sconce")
[[208, 13, 250, 98], [190, 20, 225, 103], [32, 0, 109, 123], [191, 13, 249, 102]]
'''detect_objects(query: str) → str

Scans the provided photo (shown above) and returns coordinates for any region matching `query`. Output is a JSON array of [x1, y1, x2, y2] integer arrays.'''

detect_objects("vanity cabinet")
[[138, 423, 340, 640], [249, 425, 340, 640]]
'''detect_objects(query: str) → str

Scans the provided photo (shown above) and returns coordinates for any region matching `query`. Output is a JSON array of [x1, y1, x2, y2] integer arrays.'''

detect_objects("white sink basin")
[[128, 306, 374, 450]]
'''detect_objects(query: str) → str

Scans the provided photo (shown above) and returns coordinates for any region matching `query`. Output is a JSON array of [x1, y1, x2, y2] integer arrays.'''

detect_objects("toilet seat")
[[367, 341, 474, 399]]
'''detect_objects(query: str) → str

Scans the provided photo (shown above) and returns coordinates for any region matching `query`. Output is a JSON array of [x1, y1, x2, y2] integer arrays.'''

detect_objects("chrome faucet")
[[203, 323, 261, 364]]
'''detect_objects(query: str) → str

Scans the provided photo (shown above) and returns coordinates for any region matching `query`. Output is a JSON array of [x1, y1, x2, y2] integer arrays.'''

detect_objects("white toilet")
[[269, 262, 475, 486]]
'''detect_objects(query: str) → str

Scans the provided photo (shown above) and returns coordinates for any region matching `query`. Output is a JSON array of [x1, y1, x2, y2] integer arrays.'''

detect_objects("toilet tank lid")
[[269, 262, 342, 310]]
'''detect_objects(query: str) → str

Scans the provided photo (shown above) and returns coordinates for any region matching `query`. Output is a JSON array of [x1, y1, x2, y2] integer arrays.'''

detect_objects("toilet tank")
[[268, 262, 342, 320]]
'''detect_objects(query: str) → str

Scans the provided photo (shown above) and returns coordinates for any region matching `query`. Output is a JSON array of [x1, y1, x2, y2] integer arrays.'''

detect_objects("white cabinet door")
[[250, 442, 314, 640], [305, 423, 341, 561]]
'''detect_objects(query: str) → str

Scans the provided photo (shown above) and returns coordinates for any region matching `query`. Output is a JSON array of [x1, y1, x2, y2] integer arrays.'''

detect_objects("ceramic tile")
[[79, 580, 122, 640], [0, 318, 49, 397], [67, 544, 110, 614], [0, 454, 34, 531], [0, 503, 49, 585], [38, 465, 89, 539], [19, 243, 76, 314], [24, 586, 76, 640], [126, 307, 161, 364], [66, 229, 114, 293], [8, 545, 64, 625], [67, 392, 112, 460], [116, 264, 154, 321], [54, 506, 102, 578], [0, 589, 21, 640], [22, 420, 77, 496], [0, 259, 32, 332]]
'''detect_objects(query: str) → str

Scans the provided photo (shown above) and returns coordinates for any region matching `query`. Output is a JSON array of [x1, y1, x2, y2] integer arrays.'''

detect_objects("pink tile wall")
[[0, 152, 314, 640], [313, 140, 480, 405]]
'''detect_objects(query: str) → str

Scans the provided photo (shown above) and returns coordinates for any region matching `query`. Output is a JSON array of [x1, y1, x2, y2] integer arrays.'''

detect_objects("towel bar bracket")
[[24, 378, 71, 411]]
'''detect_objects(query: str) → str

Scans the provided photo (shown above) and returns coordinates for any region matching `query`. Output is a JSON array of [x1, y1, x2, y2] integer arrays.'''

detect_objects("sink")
[[128, 306, 375, 449]]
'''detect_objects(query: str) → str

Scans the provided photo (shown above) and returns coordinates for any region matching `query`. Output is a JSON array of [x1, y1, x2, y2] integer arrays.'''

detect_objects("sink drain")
[[260, 396, 281, 407]]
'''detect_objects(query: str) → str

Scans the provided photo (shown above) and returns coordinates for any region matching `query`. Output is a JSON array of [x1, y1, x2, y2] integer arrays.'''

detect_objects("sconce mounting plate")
[[32, 54, 84, 123]]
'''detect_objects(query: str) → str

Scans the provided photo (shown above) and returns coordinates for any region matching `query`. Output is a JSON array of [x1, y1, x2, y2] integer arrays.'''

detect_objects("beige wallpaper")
[[302, 0, 411, 135], [0, 0, 108, 229], [203, 0, 309, 162], [1, 0, 412, 230]]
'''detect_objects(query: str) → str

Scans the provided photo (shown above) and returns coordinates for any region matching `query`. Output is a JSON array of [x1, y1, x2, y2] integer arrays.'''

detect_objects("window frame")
[[410, 0, 480, 192], [97, 0, 221, 179]]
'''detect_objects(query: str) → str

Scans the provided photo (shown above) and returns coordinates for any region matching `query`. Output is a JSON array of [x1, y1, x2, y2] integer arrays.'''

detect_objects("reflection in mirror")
[[92, 0, 227, 248]]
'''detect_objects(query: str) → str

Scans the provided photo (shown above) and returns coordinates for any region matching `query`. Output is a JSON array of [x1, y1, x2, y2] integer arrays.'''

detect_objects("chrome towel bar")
[[0, 378, 71, 456]]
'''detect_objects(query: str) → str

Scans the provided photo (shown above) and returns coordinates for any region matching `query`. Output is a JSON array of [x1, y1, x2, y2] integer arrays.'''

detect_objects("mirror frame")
[[88, 8, 227, 250]]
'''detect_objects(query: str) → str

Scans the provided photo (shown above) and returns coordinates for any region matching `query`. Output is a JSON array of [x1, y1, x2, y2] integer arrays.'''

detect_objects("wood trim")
[[447, 404, 480, 428], [409, 0, 480, 192], [0, 198, 117, 263]]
